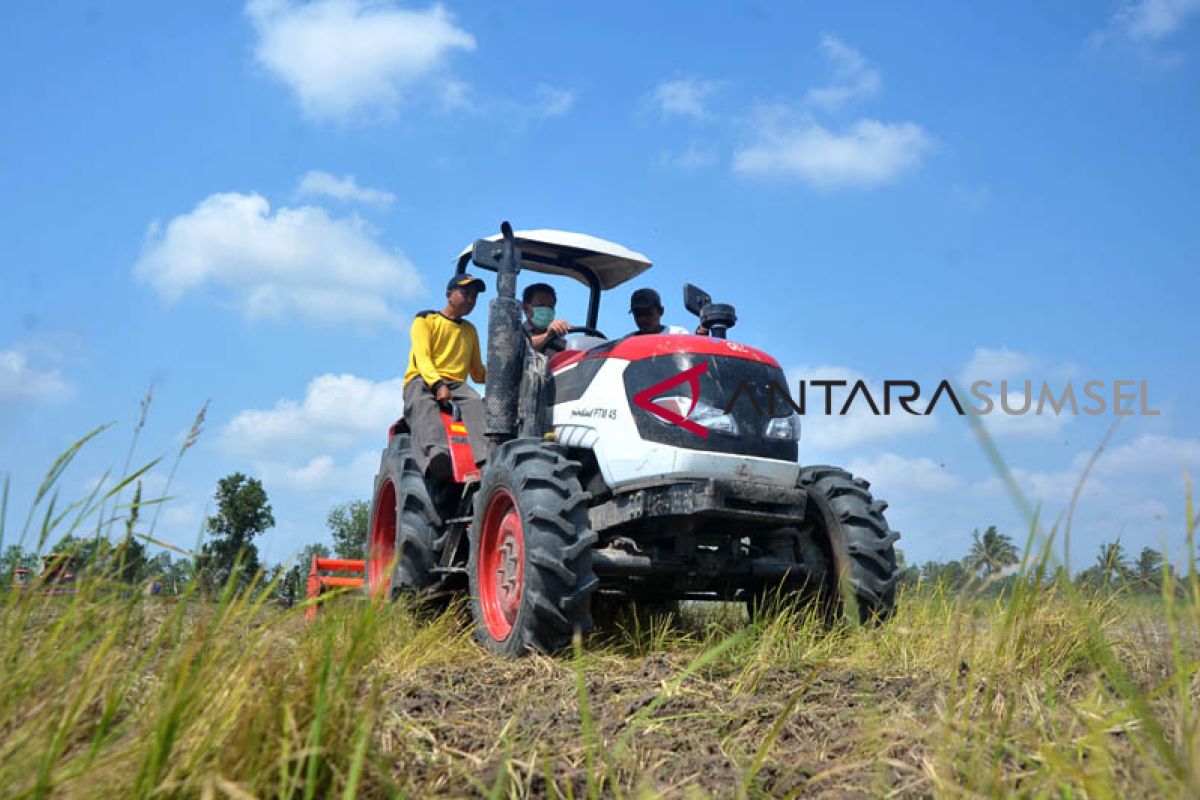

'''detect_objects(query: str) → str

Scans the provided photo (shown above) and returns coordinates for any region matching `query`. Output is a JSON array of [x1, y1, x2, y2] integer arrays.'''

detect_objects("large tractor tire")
[[467, 440, 598, 655], [795, 465, 900, 623], [367, 440, 441, 601]]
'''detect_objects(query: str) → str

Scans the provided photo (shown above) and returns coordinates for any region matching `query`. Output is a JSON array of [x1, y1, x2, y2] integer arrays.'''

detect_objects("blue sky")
[[1, 0, 1198, 570]]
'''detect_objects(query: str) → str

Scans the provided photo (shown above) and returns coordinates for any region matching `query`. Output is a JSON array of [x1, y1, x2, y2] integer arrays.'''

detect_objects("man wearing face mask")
[[521, 283, 572, 354]]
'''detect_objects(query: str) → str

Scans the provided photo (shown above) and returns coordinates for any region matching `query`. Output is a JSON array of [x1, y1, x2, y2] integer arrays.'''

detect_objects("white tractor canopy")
[[456, 229, 652, 290]]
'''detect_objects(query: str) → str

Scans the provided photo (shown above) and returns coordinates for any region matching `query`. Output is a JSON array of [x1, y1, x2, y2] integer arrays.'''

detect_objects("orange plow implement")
[[305, 556, 365, 621]]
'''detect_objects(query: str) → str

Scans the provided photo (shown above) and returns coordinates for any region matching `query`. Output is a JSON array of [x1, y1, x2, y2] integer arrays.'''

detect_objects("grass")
[[1, 426, 1197, 797]]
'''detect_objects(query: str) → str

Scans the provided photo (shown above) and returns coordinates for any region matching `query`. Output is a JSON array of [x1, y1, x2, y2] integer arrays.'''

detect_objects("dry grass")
[[0, 571, 1195, 798], [2, 426, 1197, 798]]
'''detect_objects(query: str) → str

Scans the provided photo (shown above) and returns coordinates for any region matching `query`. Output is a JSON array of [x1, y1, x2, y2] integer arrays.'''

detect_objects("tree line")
[[899, 524, 1178, 594], [4, 472, 1178, 602], [1, 472, 368, 605]]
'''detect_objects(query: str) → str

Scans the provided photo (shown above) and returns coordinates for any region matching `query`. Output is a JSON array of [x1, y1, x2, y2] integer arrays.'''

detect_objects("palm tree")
[[1134, 547, 1164, 589], [1095, 540, 1131, 586], [965, 526, 1019, 577]]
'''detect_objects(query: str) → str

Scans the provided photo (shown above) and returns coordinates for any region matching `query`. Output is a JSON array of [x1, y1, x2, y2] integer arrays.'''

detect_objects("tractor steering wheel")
[[565, 325, 606, 339]]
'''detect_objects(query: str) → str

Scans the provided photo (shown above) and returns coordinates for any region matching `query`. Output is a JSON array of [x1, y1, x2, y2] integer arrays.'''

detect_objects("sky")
[[1, 0, 1198, 572]]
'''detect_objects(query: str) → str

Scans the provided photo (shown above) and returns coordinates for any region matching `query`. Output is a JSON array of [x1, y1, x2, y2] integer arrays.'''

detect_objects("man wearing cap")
[[628, 288, 692, 336], [403, 274, 489, 480]]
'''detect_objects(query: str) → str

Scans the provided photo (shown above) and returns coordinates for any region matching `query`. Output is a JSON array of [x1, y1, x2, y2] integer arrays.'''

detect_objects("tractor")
[[367, 223, 900, 655]]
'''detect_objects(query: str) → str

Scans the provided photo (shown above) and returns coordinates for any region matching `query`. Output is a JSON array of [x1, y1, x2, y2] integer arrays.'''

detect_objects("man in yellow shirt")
[[403, 274, 489, 480]]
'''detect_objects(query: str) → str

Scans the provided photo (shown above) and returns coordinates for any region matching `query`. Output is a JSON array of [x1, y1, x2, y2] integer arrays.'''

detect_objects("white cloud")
[[973, 434, 1200, 511], [296, 170, 395, 205], [223, 374, 403, 499], [649, 77, 719, 119], [1091, 434, 1200, 479], [656, 141, 719, 171], [805, 34, 881, 111], [957, 347, 1077, 439], [533, 84, 575, 118], [976, 465, 1105, 507], [959, 347, 1040, 385], [1108, 0, 1200, 42], [135, 191, 423, 325], [221, 373, 404, 461], [734, 118, 931, 189], [787, 364, 938, 453], [262, 450, 380, 494], [846, 453, 962, 494], [433, 81, 575, 123], [971, 391, 1073, 439], [246, 0, 476, 120], [0, 347, 71, 404], [437, 77, 473, 111], [273, 454, 335, 489]]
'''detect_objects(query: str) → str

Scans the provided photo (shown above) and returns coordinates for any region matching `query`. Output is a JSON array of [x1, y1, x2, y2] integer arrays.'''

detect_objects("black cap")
[[629, 287, 661, 312], [447, 273, 486, 293]]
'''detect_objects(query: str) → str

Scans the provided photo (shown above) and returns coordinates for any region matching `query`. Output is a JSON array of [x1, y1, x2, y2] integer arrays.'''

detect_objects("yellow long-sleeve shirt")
[[403, 310, 486, 388]]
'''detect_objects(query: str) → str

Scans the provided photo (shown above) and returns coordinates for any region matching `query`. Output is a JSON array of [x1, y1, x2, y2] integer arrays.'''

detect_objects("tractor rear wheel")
[[799, 465, 900, 623], [467, 440, 598, 655], [367, 445, 441, 600]]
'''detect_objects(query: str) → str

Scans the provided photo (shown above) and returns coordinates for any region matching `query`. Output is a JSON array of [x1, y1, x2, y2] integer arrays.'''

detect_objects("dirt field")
[[0, 585, 1193, 798], [366, 601, 1181, 798]]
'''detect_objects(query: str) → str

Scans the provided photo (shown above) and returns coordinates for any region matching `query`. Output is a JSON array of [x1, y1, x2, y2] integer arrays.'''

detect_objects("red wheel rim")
[[368, 479, 396, 599], [478, 488, 524, 641]]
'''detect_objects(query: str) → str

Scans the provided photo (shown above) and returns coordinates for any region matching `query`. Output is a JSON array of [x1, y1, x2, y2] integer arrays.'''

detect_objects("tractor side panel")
[[441, 411, 482, 483]]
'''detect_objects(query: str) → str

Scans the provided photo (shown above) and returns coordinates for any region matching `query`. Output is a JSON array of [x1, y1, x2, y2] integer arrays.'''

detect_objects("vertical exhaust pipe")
[[483, 222, 524, 442]]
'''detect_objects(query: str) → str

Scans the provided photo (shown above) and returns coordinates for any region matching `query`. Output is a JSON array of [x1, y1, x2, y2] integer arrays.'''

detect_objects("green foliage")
[[141, 551, 194, 594], [326, 500, 369, 560], [918, 557, 969, 589], [0, 545, 38, 585], [297, 542, 331, 568], [200, 473, 274, 591], [1075, 542, 1176, 595], [964, 524, 1020, 577]]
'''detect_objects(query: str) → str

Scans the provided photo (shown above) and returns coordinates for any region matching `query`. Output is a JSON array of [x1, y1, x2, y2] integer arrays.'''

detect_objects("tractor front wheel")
[[799, 465, 901, 623], [468, 440, 597, 655]]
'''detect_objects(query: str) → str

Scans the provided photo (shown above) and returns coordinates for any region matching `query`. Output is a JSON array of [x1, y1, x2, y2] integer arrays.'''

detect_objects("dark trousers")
[[402, 379, 489, 475]]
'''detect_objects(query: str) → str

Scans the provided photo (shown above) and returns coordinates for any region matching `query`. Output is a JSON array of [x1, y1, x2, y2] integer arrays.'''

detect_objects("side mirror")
[[683, 283, 712, 317], [683, 282, 737, 339]]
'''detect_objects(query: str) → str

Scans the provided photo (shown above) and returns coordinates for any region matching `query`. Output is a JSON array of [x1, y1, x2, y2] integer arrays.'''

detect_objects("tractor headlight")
[[764, 414, 801, 442], [690, 401, 739, 435], [650, 397, 739, 435]]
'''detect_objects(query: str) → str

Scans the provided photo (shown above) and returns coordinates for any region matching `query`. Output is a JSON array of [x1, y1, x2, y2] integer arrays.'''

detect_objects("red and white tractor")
[[367, 223, 900, 655]]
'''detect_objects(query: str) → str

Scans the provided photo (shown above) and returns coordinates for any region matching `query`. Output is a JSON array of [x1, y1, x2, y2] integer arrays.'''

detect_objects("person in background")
[[403, 274, 489, 480], [521, 282, 571, 354], [627, 288, 692, 336]]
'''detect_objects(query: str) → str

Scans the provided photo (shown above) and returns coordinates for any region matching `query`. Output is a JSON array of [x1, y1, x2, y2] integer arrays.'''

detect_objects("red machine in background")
[[11, 553, 79, 595]]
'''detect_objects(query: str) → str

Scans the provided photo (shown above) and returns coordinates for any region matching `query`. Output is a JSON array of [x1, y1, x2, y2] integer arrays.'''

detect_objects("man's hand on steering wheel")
[[547, 319, 572, 337]]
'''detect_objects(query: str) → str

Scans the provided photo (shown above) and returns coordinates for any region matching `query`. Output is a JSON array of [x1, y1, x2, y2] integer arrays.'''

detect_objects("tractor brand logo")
[[631, 361, 710, 438]]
